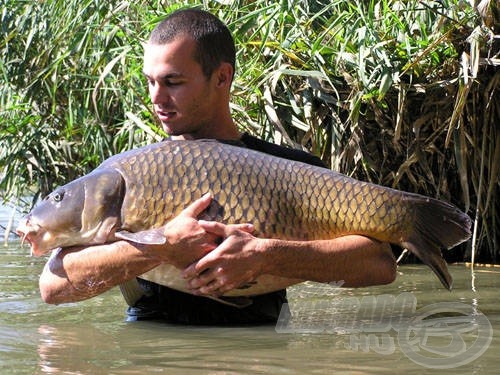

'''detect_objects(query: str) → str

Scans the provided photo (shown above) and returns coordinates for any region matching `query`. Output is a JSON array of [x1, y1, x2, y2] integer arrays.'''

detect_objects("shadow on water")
[[1, 239, 499, 374]]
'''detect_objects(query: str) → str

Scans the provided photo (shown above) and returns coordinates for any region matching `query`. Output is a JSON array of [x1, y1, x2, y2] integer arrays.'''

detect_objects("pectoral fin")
[[115, 229, 166, 245], [119, 279, 146, 306]]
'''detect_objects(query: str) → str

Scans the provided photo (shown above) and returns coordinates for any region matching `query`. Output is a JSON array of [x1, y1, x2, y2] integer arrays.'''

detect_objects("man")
[[39, 9, 396, 324]]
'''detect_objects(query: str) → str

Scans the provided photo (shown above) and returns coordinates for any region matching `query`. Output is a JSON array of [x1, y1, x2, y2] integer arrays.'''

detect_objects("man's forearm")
[[39, 241, 161, 304], [38, 195, 224, 305], [260, 235, 396, 287], [184, 225, 398, 295]]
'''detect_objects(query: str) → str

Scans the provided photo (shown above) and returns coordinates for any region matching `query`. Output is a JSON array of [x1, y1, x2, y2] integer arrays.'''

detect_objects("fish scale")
[[17, 139, 471, 294], [103, 141, 433, 243]]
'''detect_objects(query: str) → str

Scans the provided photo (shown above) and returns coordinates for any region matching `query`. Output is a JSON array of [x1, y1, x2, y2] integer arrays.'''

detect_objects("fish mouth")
[[16, 220, 48, 257]]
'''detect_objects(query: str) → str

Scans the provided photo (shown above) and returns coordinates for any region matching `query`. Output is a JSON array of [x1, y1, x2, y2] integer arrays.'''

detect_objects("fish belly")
[[139, 264, 302, 297]]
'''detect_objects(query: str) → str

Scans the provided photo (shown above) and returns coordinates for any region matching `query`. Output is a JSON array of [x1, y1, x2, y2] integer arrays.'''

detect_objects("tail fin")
[[401, 195, 472, 290]]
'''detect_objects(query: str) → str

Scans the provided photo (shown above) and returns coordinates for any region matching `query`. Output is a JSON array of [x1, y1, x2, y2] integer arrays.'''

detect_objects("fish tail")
[[401, 195, 472, 290]]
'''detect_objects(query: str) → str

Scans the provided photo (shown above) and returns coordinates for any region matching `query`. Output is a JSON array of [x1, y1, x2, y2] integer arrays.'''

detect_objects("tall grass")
[[1, 0, 163, 203], [1, 0, 498, 261]]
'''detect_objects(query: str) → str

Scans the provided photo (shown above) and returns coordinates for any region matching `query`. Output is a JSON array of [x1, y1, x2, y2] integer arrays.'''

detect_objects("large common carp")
[[17, 140, 471, 300]]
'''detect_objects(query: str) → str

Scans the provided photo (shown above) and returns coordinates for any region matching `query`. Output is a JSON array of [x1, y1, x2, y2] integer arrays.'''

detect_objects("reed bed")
[[1, 0, 498, 262]]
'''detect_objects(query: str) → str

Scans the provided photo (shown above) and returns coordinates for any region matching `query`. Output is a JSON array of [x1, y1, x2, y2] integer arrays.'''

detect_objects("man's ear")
[[215, 62, 234, 87]]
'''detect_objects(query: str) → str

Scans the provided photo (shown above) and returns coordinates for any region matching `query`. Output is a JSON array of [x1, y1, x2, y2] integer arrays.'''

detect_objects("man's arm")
[[39, 241, 160, 304], [39, 194, 222, 304], [39, 194, 396, 304], [183, 221, 397, 296]]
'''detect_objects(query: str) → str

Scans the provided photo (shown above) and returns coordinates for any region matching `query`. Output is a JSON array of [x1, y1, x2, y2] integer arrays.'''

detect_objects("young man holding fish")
[[38, 9, 396, 324]]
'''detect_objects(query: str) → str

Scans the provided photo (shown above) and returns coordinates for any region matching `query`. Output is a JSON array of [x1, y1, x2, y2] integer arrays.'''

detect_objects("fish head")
[[16, 169, 125, 256]]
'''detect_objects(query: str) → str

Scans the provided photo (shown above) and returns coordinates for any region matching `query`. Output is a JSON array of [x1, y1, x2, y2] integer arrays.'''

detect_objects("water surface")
[[1, 239, 498, 374]]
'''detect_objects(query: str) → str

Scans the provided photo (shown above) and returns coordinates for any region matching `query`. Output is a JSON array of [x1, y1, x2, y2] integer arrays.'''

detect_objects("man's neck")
[[171, 121, 241, 141]]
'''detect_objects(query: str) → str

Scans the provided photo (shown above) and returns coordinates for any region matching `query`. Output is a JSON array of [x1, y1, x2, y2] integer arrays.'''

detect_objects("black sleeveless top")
[[125, 133, 326, 325]]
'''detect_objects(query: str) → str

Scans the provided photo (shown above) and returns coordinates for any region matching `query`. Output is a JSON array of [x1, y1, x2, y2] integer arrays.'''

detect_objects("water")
[[1, 236, 499, 375], [0, 200, 22, 244]]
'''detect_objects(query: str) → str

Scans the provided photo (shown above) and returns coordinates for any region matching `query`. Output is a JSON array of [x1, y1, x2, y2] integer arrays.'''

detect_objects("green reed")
[[1, 0, 497, 261]]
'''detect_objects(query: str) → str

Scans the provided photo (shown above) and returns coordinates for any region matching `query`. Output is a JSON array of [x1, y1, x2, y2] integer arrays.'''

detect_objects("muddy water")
[[1, 235, 498, 374]]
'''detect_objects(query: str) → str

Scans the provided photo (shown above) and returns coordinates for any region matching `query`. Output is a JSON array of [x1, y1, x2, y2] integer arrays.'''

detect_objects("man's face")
[[143, 36, 217, 138]]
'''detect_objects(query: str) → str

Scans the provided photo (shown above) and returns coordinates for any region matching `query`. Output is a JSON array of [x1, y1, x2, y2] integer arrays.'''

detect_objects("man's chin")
[[159, 122, 180, 136]]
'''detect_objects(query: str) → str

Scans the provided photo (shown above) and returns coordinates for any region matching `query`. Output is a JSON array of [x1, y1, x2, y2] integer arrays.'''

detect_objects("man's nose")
[[150, 84, 168, 105]]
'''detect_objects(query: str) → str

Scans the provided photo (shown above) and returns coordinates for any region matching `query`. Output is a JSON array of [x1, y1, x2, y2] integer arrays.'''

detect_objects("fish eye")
[[53, 191, 65, 202]]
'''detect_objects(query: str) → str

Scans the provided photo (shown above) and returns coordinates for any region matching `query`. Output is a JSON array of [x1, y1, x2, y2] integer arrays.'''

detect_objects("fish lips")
[[16, 218, 51, 257]]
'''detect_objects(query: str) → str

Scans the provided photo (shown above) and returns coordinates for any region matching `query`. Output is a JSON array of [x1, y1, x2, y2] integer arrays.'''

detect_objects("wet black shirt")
[[125, 133, 326, 325]]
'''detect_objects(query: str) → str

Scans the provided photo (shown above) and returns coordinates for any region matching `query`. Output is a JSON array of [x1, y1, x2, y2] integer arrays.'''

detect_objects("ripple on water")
[[1, 240, 499, 374]]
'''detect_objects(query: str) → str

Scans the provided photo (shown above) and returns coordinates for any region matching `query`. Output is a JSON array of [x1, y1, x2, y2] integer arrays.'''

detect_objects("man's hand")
[[146, 194, 256, 271], [144, 193, 218, 269], [182, 220, 260, 296], [181, 222, 398, 296]]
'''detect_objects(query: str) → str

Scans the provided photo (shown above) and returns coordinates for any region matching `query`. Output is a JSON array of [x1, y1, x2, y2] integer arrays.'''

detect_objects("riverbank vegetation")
[[1, 0, 498, 262]]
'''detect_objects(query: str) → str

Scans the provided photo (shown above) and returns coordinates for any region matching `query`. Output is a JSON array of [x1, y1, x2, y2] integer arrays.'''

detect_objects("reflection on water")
[[1, 241, 499, 374]]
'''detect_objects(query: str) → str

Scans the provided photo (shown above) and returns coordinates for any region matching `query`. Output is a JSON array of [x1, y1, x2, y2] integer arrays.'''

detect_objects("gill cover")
[[79, 169, 126, 244]]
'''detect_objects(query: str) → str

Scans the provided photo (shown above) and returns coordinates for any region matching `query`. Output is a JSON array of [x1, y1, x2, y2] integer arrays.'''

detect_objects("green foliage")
[[0, 0, 497, 261], [1, 0, 165, 201]]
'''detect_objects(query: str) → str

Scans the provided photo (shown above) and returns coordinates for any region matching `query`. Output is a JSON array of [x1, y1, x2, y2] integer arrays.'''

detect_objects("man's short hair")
[[150, 8, 236, 80]]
